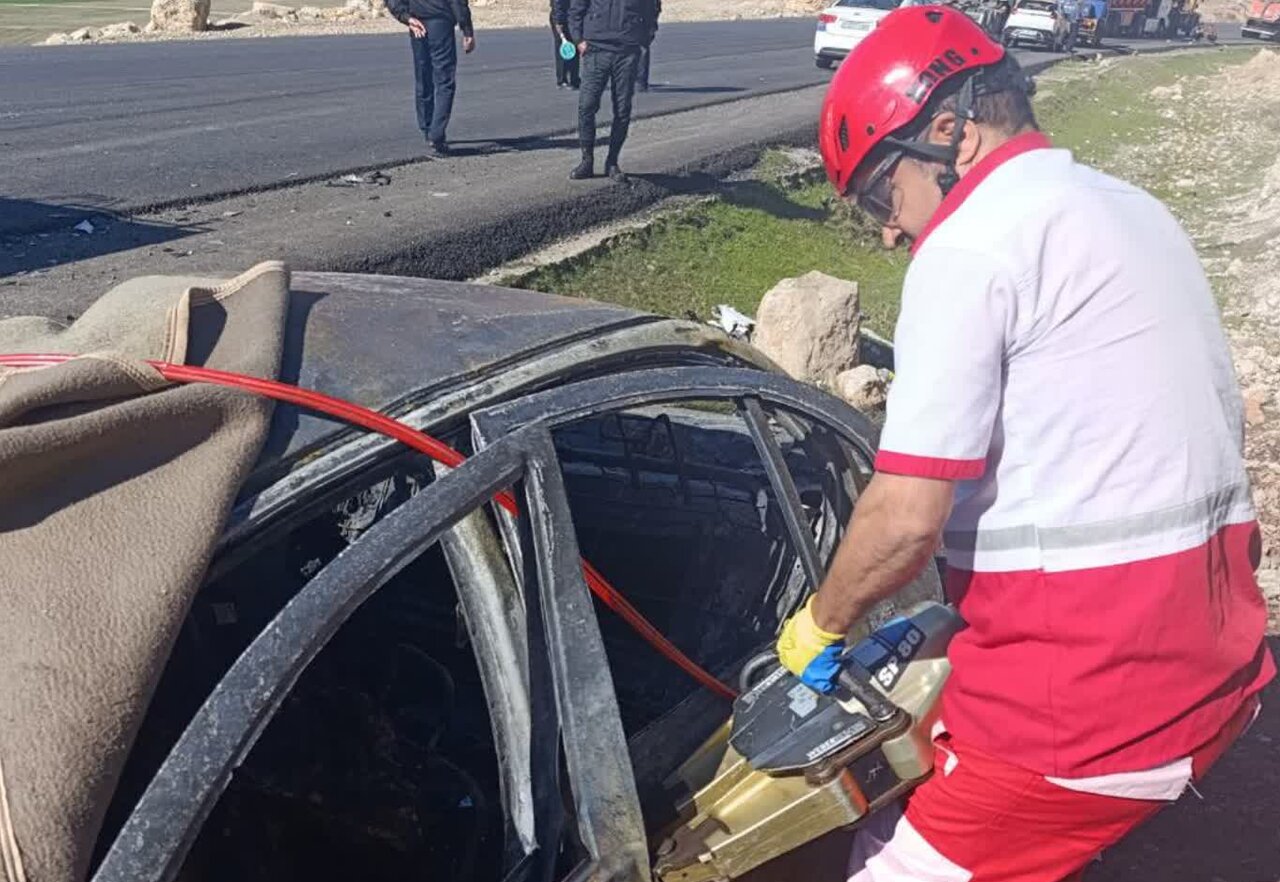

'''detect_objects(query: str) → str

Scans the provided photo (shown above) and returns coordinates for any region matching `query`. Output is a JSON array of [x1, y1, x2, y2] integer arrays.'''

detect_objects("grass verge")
[[517, 47, 1259, 332]]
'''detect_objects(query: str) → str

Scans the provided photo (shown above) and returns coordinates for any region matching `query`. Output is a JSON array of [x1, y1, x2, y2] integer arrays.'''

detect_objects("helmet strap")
[[935, 75, 977, 196]]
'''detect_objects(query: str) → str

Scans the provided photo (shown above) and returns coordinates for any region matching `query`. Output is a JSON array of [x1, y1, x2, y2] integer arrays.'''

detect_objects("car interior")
[[95, 400, 871, 882]]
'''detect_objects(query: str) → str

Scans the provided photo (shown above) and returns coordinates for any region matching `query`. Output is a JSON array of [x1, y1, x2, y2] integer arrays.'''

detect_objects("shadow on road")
[[642, 85, 749, 95], [630, 172, 827, 222], [740, 638, 1280, 882], [0, 198, 202, 280], [447, 135, 580, 155]]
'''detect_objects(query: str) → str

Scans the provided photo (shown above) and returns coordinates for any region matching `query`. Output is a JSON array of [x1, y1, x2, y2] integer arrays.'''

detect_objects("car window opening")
[[92, 394, 915, 882]]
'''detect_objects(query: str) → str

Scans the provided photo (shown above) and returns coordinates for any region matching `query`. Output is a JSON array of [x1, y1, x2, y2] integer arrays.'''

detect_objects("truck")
[[1242, 0, 1280, 39], [1078, 0, 1107, 45], [1102, 0, 1197, 36]]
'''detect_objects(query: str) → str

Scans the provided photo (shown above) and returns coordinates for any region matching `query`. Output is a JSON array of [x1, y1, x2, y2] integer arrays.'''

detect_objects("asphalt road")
[[0, 19, 836, 234], [1, 16, 1197, 236]]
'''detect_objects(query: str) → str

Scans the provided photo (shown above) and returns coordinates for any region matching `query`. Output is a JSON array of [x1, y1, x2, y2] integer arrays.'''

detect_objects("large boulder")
[[149, 0, 211, 31], [752, 270, 861, 386]]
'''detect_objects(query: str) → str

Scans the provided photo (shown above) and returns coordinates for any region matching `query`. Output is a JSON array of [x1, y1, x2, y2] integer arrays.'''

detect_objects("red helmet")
[[819, 5, 1006, 198]]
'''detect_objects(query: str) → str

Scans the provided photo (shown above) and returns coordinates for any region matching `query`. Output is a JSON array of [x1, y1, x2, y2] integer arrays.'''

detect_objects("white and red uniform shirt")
[[876, 132, 1275, 782]]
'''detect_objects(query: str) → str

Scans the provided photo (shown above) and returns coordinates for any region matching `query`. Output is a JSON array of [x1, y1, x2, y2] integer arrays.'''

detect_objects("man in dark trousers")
[[567, 0, 659, 180], [551, 0, 580, 88], [387, 0, 476, 156]]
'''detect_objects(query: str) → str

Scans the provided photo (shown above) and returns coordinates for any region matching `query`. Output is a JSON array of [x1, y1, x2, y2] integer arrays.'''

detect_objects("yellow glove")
[[776, 597, 846, 694]]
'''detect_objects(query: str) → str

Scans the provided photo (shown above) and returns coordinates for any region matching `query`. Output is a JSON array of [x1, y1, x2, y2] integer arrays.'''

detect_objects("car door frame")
[[468, 365, 935, 621], [89, 423, 652, 882]]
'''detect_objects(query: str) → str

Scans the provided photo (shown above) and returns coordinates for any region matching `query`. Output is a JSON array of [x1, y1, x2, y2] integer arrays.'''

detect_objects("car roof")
[[255, 271, 654, 472]]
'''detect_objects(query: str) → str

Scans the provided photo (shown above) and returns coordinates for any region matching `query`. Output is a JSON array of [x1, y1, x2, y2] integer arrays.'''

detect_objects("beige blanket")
[[0, 261, 290, 882]]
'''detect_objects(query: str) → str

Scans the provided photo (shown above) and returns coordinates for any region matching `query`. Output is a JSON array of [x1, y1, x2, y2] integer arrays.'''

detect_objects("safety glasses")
[[851, 149, 902, 227]]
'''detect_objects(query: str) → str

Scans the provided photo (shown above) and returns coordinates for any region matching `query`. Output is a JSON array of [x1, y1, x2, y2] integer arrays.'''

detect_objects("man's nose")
[[881, 226, 904, 249]]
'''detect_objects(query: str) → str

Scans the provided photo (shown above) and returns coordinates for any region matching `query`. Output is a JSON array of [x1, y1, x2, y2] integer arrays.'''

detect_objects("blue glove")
[[776, 598, 846, 694]]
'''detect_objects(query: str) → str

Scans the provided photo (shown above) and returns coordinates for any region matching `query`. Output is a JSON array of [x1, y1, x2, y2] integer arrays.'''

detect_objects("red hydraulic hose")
[[0, 353, 737, 700]]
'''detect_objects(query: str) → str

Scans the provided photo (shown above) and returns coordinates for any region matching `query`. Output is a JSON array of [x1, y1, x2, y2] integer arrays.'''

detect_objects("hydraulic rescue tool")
[[653, 601, 962, 882]]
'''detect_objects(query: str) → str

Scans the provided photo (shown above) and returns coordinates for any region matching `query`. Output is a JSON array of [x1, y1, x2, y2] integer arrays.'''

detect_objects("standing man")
[[776, 6, 1273, 880], [551, 0, 580, 88], [386, 0, 476, 156], [567, 0, 659, 180]]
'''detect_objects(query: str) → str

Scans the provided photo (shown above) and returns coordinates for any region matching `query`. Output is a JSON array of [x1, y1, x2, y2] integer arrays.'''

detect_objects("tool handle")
[[838, 661, 899, 722]]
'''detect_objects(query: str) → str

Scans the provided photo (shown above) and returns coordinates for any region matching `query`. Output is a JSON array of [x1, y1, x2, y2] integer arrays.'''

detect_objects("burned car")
[[6, 270, 944, 882]]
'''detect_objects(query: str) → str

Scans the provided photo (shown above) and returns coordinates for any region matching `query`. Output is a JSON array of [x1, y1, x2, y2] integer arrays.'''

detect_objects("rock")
[[99, 20, 142, 38], [344, 0, 389, 15], [297, 5, 326, 18], [752, 271, 861, 386], [252, 1, 297, 17], [1244, 386, 1269, 427], [835, 365, 887, 412], [68, 26, 100, 40], [149, 0, 211, 31], [42, 32, 74, 45]]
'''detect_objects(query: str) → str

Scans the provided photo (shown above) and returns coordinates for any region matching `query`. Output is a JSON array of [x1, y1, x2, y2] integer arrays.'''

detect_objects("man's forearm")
[[568, 0, 587, 41], [385, 0, 410, 25], [810, 473, 952, 635]]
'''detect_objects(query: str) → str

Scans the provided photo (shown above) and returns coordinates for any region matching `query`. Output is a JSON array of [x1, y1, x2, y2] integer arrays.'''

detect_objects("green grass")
[[520, 176, 909, 336], [518, 48, 1261, 331]]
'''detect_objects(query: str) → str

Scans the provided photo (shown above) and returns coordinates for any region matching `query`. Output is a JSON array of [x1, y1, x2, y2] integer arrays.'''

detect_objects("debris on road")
[[73, 220, 95, 234], [707, 304, 755, 338], [330, 171, 392, 188]]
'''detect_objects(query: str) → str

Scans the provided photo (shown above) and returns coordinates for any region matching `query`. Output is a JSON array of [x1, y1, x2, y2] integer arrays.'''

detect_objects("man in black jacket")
[[386, 0, 476, 156], [567, 0, 659, 180]]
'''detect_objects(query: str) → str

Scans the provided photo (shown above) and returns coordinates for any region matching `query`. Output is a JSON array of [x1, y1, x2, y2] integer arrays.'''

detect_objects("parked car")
[[82, 273, 941, 882], [1003, 0, 1073, 48], [814, 0, 903, 69]]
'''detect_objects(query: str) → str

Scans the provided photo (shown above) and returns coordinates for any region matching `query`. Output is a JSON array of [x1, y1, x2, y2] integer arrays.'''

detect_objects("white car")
[[1002, 0, 1072, 49], [814, 0, 903, 69]]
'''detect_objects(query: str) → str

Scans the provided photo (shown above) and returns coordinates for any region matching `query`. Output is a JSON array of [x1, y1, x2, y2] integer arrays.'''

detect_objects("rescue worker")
[[775, 7, 1274, 879], [387, 0, 477, 157], [567, 0, 660, 180]]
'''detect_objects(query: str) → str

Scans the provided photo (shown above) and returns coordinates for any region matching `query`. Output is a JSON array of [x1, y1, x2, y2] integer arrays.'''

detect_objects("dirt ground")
[[14, 0, 826, 47], [1146, 48, 1280, 627], [14, 0, 1265, 48]]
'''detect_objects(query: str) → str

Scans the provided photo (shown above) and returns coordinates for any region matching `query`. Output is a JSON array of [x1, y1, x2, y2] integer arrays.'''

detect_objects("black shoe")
[[570, 82, 580, 90], [569, 159, 594, 180], [425, 140, 449, 158], [604, 163, 628, 183]]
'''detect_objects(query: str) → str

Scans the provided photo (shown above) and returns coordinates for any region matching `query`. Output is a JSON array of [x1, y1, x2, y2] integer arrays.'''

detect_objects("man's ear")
[[927, 111, 956, 146], [954, 120, 984, 168]]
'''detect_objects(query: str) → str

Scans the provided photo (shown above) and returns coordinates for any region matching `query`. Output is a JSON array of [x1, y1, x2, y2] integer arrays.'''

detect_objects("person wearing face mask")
[[775, 6, 1274, 880]]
